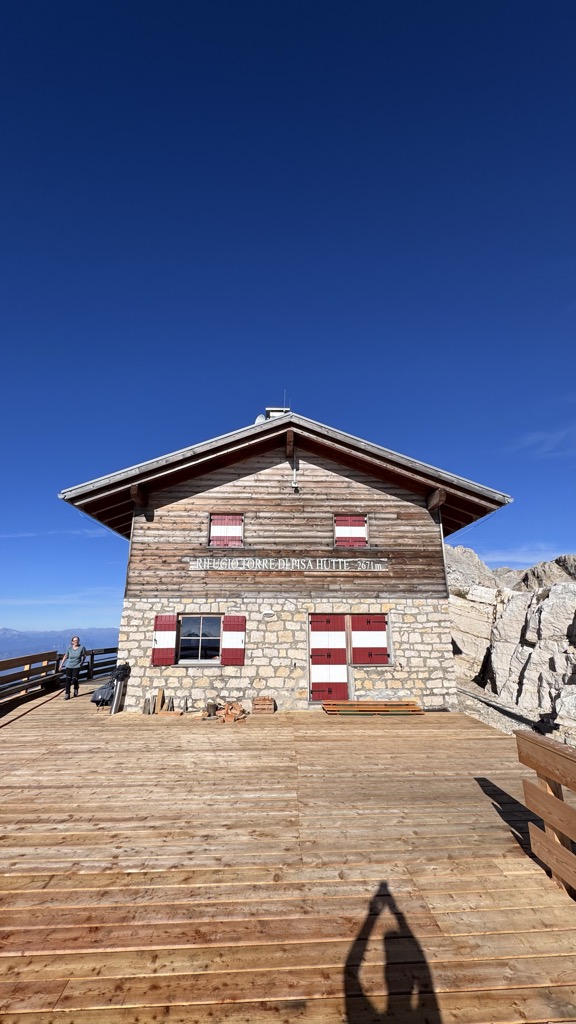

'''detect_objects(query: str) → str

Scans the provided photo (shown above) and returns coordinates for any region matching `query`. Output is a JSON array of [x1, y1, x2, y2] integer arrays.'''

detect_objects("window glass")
[[200, 616, 221, 660], [179, 615, 221, 661]]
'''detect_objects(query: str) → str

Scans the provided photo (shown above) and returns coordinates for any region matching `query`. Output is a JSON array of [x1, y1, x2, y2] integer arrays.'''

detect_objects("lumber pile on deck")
[[211, 701, 248, 723], [322, 699, 424, 716]]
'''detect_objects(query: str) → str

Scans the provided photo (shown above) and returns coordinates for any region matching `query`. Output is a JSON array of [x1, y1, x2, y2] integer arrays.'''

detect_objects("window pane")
[[181, 616, 201, 638], [180, 637, 200, 660], [201, 617, 221, 639], [200, 637, 220, 660], [179, 617, 201, 660]]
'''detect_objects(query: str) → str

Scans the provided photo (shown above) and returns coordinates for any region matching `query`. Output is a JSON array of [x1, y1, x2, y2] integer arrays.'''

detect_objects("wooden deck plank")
[[0, 853, 538, 893], [0, 877, 562, 912], [2, 990, 576, 1024], [4, 928, 576, 982], [2, 955, 576, 1012]]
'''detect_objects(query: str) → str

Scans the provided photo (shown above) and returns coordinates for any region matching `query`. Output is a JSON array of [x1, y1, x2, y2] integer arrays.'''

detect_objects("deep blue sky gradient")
[[1, 1, 574, 628]]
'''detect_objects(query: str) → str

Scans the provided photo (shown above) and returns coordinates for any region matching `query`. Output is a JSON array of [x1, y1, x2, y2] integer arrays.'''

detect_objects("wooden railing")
[[0, 648, 118, 703], [515, 729, 576, 898]]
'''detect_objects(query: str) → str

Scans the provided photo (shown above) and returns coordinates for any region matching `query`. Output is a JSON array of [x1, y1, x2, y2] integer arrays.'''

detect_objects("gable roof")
[[59, 411, 512, 539]]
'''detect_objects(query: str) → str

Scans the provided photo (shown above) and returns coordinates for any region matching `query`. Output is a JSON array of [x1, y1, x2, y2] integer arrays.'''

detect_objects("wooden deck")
[[1, 686, 576, 1023]]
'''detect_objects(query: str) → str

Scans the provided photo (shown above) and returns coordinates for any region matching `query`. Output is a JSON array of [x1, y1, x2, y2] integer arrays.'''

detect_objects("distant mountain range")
[[0, 627, 119, 661]]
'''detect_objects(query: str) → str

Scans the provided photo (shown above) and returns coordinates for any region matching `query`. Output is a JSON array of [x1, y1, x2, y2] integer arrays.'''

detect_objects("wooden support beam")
[[130, 484, 148, 508], [286, 429, 294, 459], [427, 487, 447, 511]]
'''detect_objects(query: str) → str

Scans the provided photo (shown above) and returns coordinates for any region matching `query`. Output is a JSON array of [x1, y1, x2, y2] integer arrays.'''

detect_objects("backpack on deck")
[[91, 680, 115, 707], [91, 663, 131, 709]]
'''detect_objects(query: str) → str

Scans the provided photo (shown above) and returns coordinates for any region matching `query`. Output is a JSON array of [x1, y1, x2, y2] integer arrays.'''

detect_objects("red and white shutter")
[[351, 614, 389, 665], [309, 614, 349, 701], [334, 515, 367, 547], [220, 615, 246, 665], [151, 614, 177, 666], [210, 514, 243, 547]]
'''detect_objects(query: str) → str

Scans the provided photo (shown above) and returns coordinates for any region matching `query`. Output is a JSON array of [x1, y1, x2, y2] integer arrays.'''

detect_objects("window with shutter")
[[350, 614, 389, 665], [152, 615, 247, 666], [209, 514, 243, 547], [334, 514, 367, 547]]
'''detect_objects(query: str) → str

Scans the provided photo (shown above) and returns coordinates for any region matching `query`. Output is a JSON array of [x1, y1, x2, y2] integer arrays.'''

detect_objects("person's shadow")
[[344, 882, 442, 1023]]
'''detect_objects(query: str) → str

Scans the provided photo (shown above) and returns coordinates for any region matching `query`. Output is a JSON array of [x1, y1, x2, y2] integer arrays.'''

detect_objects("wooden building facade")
[[60, 410, 511, 711]]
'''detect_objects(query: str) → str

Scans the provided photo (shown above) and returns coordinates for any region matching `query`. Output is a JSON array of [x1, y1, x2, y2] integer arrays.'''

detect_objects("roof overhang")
[[59, 412, 512, 539]]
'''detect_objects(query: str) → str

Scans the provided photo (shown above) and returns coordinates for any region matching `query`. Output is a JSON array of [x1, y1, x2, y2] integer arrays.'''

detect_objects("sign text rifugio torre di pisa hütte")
[[189, 556, 388, 572]]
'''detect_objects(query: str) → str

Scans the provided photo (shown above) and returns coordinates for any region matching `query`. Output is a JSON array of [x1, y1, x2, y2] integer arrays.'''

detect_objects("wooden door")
[[309, 614, 349, 702]]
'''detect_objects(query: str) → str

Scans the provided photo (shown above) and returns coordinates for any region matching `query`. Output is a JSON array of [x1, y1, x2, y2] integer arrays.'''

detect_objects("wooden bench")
[[322, 700, 424, 716]]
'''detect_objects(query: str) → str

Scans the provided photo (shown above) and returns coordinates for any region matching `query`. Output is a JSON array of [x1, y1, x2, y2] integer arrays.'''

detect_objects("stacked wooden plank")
[[251, 696, 275, 714], [322, 699, 424, 715], [142, 689, 182, 716]]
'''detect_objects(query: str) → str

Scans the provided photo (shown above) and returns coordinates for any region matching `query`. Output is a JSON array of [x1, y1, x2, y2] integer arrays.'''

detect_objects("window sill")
[[351, 663, 393, 669], [178, 660, 222, 666]]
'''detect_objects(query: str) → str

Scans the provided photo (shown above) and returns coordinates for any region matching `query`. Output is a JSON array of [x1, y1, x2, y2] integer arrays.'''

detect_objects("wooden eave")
[[59, 413, 512, 539]]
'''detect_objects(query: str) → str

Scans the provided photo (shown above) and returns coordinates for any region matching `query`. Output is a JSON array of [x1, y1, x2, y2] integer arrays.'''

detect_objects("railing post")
[[88, 651, 95, 680]]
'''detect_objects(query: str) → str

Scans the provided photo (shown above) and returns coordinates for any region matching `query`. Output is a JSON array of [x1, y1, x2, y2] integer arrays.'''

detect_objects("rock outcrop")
[[446, 545, 576, 727], [513, 554, 576, 592]]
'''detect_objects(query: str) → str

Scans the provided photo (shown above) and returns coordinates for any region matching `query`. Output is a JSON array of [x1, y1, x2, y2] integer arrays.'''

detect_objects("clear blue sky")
[[1, 1, 574, 630]]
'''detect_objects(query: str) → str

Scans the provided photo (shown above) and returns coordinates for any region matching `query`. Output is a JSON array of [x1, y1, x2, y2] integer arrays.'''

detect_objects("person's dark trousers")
[[64, 668, 81, 698]]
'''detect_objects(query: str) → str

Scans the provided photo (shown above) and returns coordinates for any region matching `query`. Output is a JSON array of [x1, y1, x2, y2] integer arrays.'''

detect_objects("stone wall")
[[118, 596, 456, 712]]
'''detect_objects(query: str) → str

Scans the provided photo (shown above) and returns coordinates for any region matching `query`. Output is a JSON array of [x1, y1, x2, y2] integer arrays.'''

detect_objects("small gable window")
[[209, 514, 244, 547], [334, 514, 368, 547]]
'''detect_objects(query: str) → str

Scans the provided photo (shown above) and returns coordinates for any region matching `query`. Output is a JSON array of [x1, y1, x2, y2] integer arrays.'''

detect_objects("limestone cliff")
[[446, 545, 576, 726]]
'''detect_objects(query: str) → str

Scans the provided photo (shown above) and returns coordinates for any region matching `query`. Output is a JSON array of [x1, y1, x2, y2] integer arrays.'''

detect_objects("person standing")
[[60, 636, 87, 700]]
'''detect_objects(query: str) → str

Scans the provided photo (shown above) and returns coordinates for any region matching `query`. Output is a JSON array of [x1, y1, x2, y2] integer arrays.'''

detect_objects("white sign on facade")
[[189, 556, 388, 572]]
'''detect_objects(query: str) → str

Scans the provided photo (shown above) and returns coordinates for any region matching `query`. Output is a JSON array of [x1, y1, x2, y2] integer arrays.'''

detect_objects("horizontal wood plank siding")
[[126, 449, 446, 599]]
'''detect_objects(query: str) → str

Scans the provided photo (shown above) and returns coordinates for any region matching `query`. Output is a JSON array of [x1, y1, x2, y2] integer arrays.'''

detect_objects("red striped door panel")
[[310, 614, 346, 631], [151, 614, 177, 666], [220, 615, 246, 666], [311, 683, 349, 701], [310, 649, 347, 666]]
